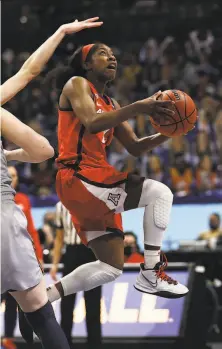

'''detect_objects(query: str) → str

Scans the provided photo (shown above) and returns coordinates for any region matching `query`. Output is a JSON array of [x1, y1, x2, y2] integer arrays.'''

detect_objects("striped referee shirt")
[[55, 201, 81, 245]]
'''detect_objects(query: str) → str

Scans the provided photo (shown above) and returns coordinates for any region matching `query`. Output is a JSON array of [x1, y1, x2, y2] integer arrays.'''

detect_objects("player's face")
[[89, 45, 117, 82], [8, 166, 18, 189], [124, 235, 136, 248]]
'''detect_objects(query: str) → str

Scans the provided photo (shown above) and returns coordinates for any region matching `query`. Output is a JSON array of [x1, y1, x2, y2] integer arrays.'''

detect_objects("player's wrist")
[[56, 25, 67, 38], [133, 100, 147, 114]]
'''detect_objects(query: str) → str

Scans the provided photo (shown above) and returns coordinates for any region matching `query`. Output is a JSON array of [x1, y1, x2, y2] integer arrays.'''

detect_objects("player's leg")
[[124, 174, 188, 298], [10, 279, 70, 349], [47, 234, 123, 302], [1, 201, 70, 349], [3, 293, 17, 348], [60, 246, 79, 345], [84, 286, 102, 349], [47, 173, 123, 303]]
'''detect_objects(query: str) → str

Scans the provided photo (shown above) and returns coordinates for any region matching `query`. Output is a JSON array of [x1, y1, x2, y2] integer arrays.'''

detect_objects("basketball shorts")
[[56, 169, 145, 245], [1, 199, 42, 294]]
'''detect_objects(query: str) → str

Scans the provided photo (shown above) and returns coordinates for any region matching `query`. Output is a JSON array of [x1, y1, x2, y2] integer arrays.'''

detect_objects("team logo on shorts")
[[108, 193, 121, 206]]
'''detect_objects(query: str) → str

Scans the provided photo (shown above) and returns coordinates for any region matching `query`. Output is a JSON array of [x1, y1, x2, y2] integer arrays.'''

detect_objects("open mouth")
[[107, 63, 116, 70]]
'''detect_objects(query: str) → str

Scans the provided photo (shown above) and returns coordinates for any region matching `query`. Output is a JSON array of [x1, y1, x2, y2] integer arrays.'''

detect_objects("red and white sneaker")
[[134, 255, 189, 299]]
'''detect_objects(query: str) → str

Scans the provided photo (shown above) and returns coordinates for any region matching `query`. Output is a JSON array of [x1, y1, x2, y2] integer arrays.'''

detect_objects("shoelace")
[[154, 253, 178, 285]]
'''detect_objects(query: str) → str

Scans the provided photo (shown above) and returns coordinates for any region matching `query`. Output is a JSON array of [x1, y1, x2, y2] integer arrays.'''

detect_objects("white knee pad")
[[139, 179, 173, 229], [99, 261, 123, 280], [83, 261, 123, 291]]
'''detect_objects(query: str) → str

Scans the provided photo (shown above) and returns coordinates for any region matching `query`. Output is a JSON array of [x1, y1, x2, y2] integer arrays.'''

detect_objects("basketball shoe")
[[134, 254, 189, 298]]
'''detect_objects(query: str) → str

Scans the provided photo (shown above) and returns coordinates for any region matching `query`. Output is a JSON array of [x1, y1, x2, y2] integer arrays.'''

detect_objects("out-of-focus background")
[[1, 1, 222, 349]]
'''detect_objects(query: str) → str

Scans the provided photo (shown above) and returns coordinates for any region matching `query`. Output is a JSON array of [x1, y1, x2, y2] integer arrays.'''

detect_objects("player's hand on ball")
[[60, 17, 103, 35], [138, 91, 175, 120], [50, 264, 58, 281]]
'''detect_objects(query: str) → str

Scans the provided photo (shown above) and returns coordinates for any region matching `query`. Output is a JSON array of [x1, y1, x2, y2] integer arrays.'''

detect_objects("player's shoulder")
[[64, 76, 90, 92]]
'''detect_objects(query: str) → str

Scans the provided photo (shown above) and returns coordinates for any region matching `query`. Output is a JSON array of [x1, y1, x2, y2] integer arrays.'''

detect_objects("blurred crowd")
[[2, 6, 222, 199]]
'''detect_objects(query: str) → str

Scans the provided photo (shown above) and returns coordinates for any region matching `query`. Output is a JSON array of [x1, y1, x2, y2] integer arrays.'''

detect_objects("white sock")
[[144, 249, 161, 269], [138, 179, 173, 269], [47, 260, 122, 303]]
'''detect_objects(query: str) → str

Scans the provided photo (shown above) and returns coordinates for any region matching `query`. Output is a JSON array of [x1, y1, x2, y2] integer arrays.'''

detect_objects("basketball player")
[[1, 18, 103, 349], [2, 166, 43, 349], [45, 43, 189, 305]]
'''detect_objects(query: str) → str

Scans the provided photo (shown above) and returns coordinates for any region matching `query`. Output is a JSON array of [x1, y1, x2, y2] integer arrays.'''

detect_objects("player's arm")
[[52, 229, 64, 265], [50, 205, 65, 281], [113, 100, 169, 157], [1, 107, 54, 162], [64, 77, 175, 134], [0, 17, 103, 105], [50, 203, 65, 281]]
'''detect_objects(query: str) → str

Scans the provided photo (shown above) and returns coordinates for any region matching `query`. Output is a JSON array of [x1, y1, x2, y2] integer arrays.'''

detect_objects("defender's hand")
[[60, 17, 103, 35]]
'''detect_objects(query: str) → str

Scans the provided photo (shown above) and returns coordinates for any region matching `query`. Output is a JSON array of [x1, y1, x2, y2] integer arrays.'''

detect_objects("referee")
[[50, 201, 102, 349]]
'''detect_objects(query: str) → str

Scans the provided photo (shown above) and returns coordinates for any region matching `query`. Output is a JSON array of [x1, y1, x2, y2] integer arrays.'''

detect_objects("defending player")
[[45, 43, 189, 305], [1, 18, 103, 349]]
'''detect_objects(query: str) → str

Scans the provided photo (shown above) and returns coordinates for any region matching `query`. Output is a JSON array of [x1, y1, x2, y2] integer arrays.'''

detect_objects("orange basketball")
[[150, 90, 197, 137]]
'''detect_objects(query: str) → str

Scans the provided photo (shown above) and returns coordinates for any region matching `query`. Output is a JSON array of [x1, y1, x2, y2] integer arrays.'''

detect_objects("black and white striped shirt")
[[55, 201, 81, 245]]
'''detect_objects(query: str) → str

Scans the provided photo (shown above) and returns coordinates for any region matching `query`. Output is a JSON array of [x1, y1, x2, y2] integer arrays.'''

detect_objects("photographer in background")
[[198, 213, 222, 249], [198, 213, 222, 284], [50, 202, 101, 349], [124, 231, 144, 263]]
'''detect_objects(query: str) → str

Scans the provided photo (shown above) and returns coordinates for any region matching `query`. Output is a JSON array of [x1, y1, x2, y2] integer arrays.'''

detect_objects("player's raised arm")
[[1, 107, 54, 162], [0, 17, 103, 105]]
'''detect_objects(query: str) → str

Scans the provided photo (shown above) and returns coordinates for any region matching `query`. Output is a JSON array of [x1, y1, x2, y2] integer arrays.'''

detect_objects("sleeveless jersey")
[[1, 141, 16, 200], [56, 81, 128, 186]]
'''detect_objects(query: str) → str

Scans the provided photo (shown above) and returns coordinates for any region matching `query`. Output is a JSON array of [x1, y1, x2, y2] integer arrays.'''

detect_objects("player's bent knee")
[[142, 179, 173, 230], [153, 188, 173, 229], [97, 260, 122, 283]]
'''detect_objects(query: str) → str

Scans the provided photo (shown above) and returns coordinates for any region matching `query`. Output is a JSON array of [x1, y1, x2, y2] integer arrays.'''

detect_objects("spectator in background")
[[38, 212, 56, 262], [198, 213, 222, 249], [169, 136, 190, 164], [196, 155, 218, 191], [2, 49, 15, 80], [170, 153, 193, 196], [187, 29, 214, 58], [215, 103, 222, 162], [192, 130, 218, 167], [124, 232, 144, 263], [2, 166, 43, 349], [31, 159, 56, 197], [198, 213, 222, 285], [108, 138, 129, 171], [121, 53, 142, 91], [146, 155, 167, 184]]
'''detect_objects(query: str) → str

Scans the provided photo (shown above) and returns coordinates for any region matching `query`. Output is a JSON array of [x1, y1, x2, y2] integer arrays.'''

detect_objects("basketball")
[[150, 90, 197, 137]]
